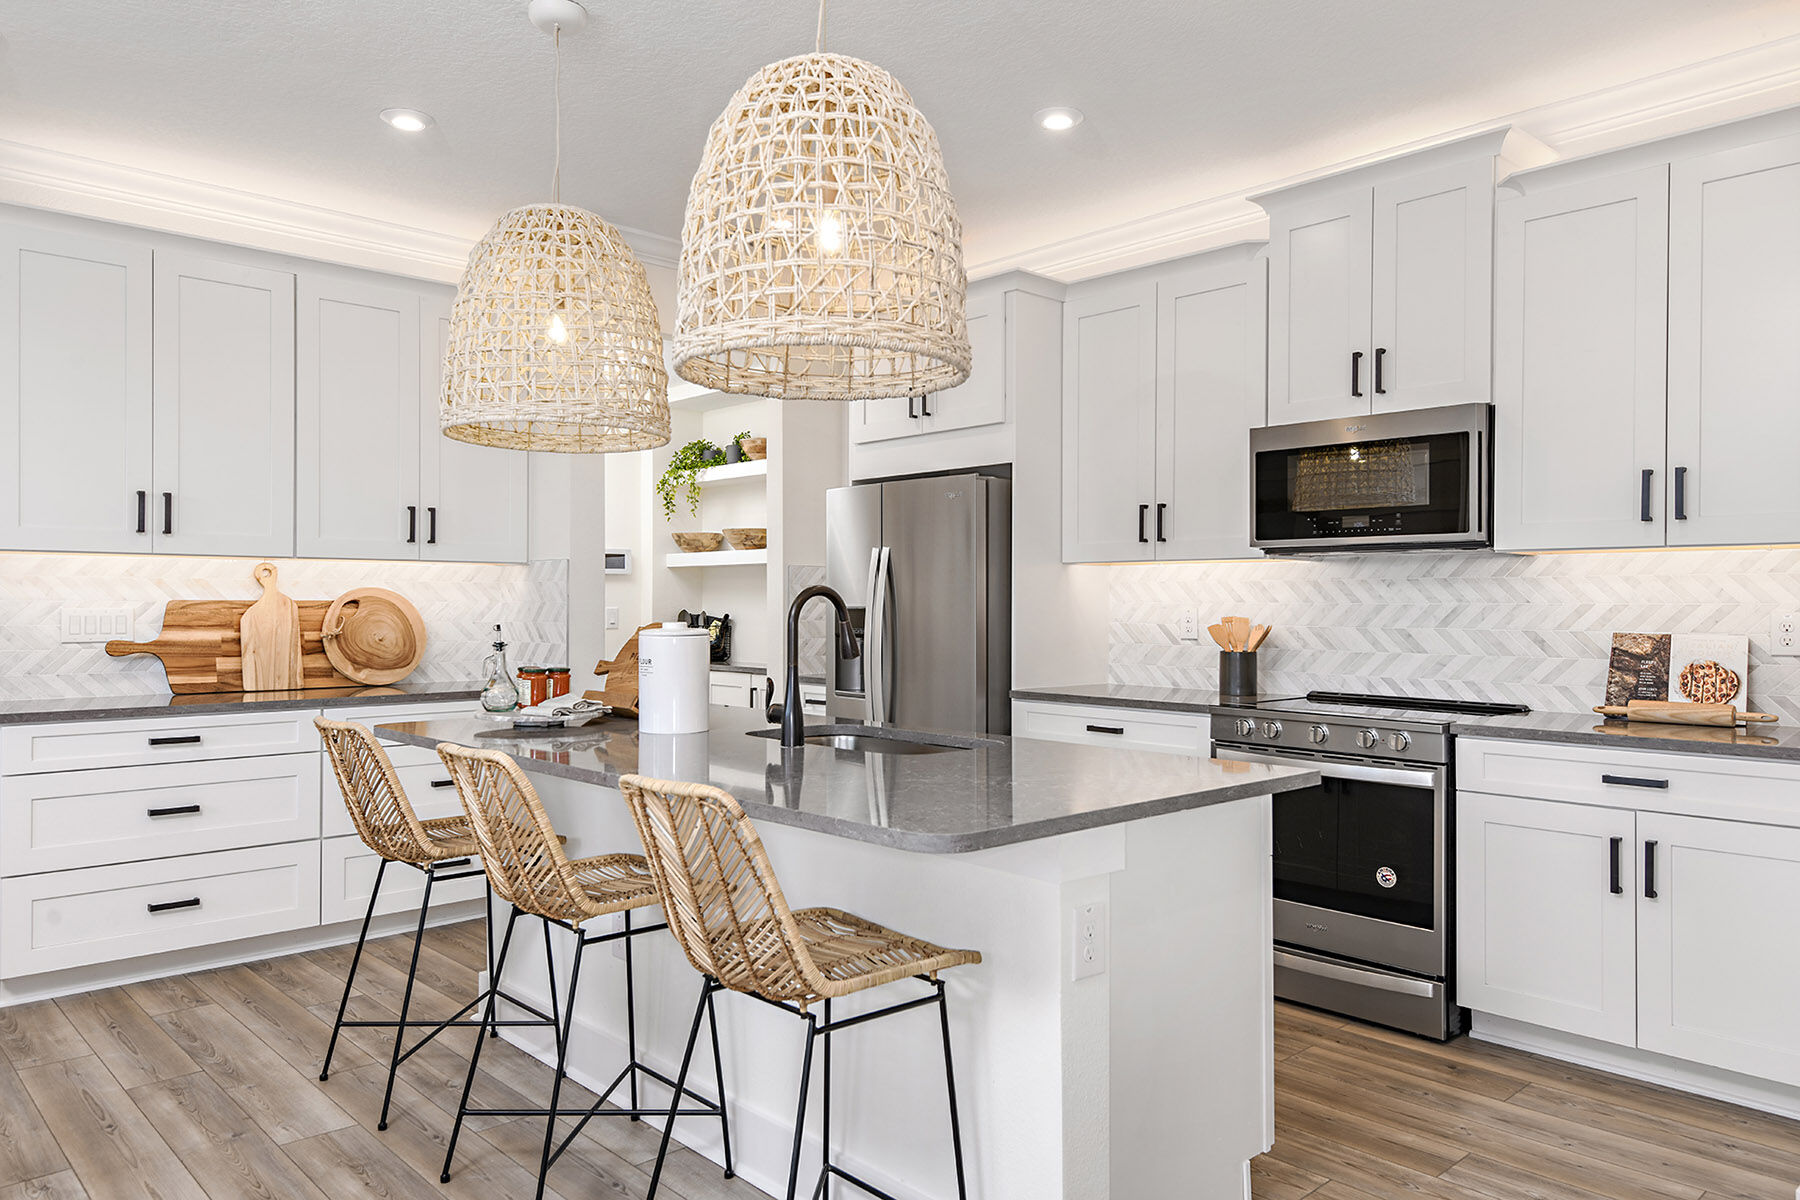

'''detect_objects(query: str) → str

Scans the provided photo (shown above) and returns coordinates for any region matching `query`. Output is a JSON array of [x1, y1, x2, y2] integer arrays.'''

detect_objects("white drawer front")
[[319, 835, 487, 925], [1, 711, 316, 775], [323, 761, 464, 840], [1, 753, 321, 875], [1457, 736, 1800, 827], [0, 842, 320, 978], [1011, 700, 1206, 755]]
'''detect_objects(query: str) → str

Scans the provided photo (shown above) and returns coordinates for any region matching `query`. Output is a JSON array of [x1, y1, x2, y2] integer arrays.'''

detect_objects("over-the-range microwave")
[[1249, 403, 1492, 553]]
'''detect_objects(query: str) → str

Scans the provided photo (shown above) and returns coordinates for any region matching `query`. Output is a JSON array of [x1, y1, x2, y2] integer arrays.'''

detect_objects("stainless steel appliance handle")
[[1274, 949, 1436, 998], [864, 546, 891, 724], [1212, 745, 1443, 790]]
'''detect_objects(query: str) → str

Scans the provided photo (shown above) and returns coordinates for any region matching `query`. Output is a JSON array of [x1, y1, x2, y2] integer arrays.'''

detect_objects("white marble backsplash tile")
[[1109, 548, 1800, 721], [0, 554, 568, 699]]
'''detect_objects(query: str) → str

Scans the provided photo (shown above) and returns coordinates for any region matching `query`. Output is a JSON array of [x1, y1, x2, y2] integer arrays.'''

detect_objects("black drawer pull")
[[1640, 468, 1654, 522], [436, 858, 473, 870], [161, 492, 173, 536], [1154, 502, 1167, 543], [147, 804, 201, 818], [148, 735, 203, 747], [1609, 836, 1623, 895], [1137, 504, 1149, 544], [1601, 774, 1668, 789], [1673, 466, 1689, 521], [147, 897, 201, 914], [1643, 840, 1658, 900], [1373, 347, 1387, 394], [920, 394, 932, 418], [1085, 724, 1124, 735], [429, 778, 457, 788], [406, 504, 418, 544], [1350, 350, 1364, 398], [426, 506, 438, 545], [136, 490, 147, 534]]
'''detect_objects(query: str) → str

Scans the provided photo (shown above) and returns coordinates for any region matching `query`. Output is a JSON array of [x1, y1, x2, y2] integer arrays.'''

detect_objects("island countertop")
[[379, 707, 1318, 853]]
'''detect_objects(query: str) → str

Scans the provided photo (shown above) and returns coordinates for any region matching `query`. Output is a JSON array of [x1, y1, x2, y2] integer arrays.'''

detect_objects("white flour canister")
[[637, 623, 711, 734]]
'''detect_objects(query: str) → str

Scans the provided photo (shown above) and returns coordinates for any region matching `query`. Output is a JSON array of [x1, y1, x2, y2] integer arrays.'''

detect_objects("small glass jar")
[[517, 666, 549, 708], [546, 667, 571, 698]]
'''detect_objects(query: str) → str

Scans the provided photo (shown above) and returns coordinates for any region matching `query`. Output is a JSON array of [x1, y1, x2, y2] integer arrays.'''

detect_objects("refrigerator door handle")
[[865, 546, 892, 724]]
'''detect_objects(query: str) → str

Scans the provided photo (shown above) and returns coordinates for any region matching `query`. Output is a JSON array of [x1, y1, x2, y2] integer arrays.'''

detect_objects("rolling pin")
[[1592, 700, 1778, 726]]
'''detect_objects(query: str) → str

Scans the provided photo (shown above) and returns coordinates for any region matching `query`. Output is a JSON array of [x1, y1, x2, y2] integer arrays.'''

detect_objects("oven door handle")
[[1274, 949, 1438, 998], [1213, 746, 1443, 790]]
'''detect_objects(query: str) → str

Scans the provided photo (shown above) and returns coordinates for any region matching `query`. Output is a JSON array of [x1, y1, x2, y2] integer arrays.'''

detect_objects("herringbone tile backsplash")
[[1110, 548, 1800, 721], [0, 554, 568, 699]]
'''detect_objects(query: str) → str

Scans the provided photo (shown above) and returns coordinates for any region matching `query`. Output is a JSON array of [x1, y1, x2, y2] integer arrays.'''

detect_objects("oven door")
[[1214, 745, 1447, 978]]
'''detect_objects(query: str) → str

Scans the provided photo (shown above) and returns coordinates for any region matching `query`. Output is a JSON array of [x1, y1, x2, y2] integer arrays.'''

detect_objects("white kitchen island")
[[383, 710, 1317, 1200]]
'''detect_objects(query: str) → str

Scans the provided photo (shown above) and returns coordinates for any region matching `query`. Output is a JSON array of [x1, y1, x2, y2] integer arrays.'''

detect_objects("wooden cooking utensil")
[[321, 588, 427, 686], [1592, 700, 1778, 726], [1208, 623, 1232, 650], [238, 563, 302, 691], [1247, 624, 1272, 651], [1224, 616, 1251, 651]]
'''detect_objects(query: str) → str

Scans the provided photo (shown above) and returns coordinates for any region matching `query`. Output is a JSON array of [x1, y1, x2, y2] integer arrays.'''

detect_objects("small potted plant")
[[655, 438, 729, 520]]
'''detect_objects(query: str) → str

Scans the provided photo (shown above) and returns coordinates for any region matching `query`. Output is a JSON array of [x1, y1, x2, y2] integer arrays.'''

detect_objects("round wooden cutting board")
[[320, 588, 427, 685]]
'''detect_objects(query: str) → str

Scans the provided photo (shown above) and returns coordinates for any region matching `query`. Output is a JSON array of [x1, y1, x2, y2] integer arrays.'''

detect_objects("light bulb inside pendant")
[[546, 312, 570, 344], [816, 211, 844, 254]]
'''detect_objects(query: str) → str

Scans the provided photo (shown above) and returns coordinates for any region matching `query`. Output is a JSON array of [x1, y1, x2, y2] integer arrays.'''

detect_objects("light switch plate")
[[61, 606, 134, 644], [605, 606, 620, 630]]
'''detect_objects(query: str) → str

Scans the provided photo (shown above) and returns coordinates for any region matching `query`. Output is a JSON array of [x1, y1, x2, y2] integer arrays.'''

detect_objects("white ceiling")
[[4, 0, 1800, 276]]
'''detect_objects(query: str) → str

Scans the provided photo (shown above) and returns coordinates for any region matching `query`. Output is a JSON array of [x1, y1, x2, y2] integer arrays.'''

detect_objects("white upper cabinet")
[[151, 253, 295, 558], [295, 275, 423, 560], [1062, 276, 1157, 563], [418, 298, 527, 563], [1494, 167, 1670, 552], [1666, 133, 1800, 547], [0, 222, 153, 553], [1259, 130, 1516, 426], [849, 283, 1005, 444]]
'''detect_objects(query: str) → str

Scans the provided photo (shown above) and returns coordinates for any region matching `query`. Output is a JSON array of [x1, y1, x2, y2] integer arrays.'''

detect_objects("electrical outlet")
[[605, 606, 620, 630], [60, 606, 133, 644], [1070, 900, 1109, 981], [1177, 608, 1201, 641], [612, 913, 629, 960], [1773, 612, 1800, 657]]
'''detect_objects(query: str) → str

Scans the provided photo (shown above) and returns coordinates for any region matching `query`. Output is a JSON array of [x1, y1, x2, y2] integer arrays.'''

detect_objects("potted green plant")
[[656, 438, 728, 519]]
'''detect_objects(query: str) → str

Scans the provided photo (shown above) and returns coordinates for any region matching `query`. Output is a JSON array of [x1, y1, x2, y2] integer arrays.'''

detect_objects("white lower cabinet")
[[1010, 699, 1207, 756], [320, 834, 486, 925]]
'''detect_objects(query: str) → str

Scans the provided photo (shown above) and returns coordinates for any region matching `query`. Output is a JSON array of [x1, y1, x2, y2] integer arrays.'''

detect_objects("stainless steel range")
[[1210, 691, 1528, 1040]]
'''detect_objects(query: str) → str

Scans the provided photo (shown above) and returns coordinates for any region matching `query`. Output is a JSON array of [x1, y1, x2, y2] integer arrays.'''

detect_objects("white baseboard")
[[1471, 1012, 1800, 1121]]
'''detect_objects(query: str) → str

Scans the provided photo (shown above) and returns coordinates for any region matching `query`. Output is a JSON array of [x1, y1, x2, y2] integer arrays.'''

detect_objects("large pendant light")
[[672, 0, 969, 401], [440, 0, 670, 453]]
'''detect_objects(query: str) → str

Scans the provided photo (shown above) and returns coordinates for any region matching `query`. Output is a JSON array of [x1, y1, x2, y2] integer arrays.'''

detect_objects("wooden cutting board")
[[239, 563, 303, 691], [108, 599, 358, 694]]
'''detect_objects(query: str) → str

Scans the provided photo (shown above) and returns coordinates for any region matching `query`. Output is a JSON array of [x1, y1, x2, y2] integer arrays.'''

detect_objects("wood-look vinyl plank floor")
[[0, 922, 1789, 1200]]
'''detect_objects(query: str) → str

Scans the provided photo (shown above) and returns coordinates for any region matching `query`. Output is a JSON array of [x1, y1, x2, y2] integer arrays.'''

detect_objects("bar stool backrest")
[[618, 774, 826, 1003], [436, 743, 596, 924], [315, 717, 442, 864]]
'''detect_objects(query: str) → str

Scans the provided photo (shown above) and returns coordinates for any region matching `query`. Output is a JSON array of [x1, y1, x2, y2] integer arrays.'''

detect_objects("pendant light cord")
[[551, 23, 563, 203], [816, 0, 827, 52]]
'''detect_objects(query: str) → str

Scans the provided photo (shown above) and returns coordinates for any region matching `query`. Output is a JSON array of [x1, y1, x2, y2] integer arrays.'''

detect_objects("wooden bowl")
[[741, 437, 767, 460], [722, 526, 767, 550], [320, 588, 426, 685], [671, 531, 724, 553]]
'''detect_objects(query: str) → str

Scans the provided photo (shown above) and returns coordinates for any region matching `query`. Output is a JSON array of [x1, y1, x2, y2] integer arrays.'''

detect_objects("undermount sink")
[[748, 724, 982, 755]]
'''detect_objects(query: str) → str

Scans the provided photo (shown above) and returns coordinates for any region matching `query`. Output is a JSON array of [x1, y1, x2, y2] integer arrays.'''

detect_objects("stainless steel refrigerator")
[[824, 474, 1011, 735]]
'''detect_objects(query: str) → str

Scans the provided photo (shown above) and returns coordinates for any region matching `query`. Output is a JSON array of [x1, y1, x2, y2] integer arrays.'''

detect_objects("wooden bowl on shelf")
[[722, 527, 767, 550], [671, 531, 725, 553], [741, 437, 767, 460]]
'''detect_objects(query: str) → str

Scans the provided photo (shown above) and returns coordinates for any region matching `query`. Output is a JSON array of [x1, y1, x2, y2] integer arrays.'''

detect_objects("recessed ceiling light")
[[1034, 107, 1084, 132], [380, 108, 435, 133]]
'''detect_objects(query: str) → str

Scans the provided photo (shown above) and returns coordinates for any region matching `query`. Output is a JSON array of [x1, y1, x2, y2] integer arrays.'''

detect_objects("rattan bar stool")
[[619, 774, 982, 1200], [314, 718, 559, 1132], [436, 744, 733, 1200]]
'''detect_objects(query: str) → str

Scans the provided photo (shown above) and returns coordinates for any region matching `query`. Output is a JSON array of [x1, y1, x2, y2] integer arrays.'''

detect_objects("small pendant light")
[[672, 0, 970, 401], [440, 0, 670, 453]]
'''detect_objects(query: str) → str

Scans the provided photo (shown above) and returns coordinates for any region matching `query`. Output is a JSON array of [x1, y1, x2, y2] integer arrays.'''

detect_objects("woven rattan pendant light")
[[440, 0, 669, 453], [672, 0, 969, 401]]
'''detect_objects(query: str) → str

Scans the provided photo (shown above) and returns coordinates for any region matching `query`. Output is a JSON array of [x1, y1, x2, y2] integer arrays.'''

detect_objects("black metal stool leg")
[[937, 982, 970, 1200], [785, 1011, 817, 1200], [320, 858, 386, 1082], [534, 926, 586, 1200], [645, 977, 714, 1200], [706, 985, 734, 1179], [624, 909, 639, 1122], [441, 905, 521, 1183], [817, 997, 832, 1200], [376, 862, 436, 1130]]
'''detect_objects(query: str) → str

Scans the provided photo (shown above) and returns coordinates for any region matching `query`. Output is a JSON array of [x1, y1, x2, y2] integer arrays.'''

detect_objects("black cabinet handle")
[[427, 506, 438, 545], [920, 394, 931, 417], [406, 505, 418, 544], [161, 492, 173, 536], [1374, 347, 1387, 394], [429, 778, 457, 788], [147, 804, 202, 818], [148, 735, 202, 747], [1602, 774, 1668, 789], [148, 897, 201, 914], [1643, 840, 1658, 899], [1609, 836, 1623, 895], [907, 395, 919, 419], [1137, 504, 1149, 544], [1350, 351, 1364, 398], [1674, 466, 1688, 520], [1085, 724, 1124, 735], [1154, 502, 1167, 543], [1640, 468, 1654, 522], [136, 490, 147, 534]]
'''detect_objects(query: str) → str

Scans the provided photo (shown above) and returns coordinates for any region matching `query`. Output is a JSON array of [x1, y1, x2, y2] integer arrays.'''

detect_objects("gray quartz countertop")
[[0, 681, 484, 726], [1012, 683, 1297, 713], [379, 707, 1318, 854]]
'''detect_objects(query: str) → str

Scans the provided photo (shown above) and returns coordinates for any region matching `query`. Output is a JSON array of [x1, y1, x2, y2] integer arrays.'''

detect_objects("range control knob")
[[1260, 720, 1284, 740], [1387, 731, 1411, 752], [1308, 724, 1330, 745], [1234, 717, 1256, 738], [1356, 729, 1379, 750]]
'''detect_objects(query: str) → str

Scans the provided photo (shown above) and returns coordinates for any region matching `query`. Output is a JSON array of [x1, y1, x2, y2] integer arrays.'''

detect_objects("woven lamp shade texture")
[[674, 52, 969, 401], [442, 204, 670, 452]]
